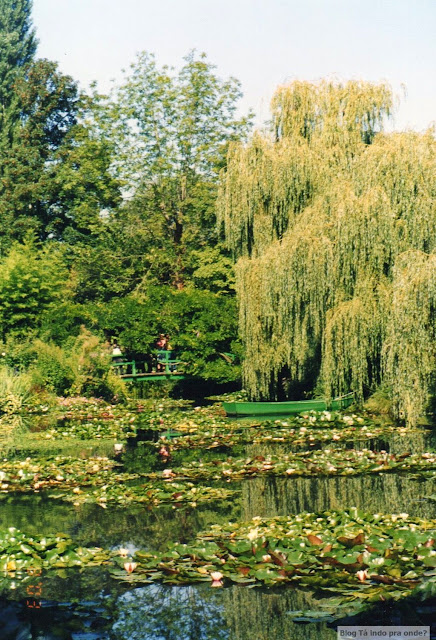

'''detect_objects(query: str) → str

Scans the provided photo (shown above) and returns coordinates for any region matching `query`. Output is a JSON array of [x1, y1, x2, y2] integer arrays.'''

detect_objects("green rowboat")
[[222, 393, 354, 417]]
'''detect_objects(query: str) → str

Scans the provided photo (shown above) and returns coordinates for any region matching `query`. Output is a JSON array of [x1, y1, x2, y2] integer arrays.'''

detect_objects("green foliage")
[[48, 114, 122, 241], [0, 0, 37, 147], [27, 340, 75, 395], [218, 80, 436, 424], [166, 287, 240, 382], [68, 328, 127, 401], [2, 329, 127, 401], [97, 50, 252, 289], [0, 59, 81, 243], [94, 286, 240, 383], [0, 4, 120, 246], [0, 366, 30, 414], [0, 240, 67, 339], [39, 300, 98, 345]]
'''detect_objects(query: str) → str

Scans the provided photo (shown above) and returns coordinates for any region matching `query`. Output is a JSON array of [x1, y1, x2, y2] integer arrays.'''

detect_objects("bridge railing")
[[111, 351, 182, 377]]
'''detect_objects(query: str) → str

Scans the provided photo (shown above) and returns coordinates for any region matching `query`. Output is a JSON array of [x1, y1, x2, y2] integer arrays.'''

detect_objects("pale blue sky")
[[32, 0, 435, 131]]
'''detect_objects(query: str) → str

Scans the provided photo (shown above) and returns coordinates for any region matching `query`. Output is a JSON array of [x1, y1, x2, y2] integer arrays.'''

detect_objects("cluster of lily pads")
[[0, 527, 110, 574], [29, 406, 141, 441], [147, 448, 436, 481], [0, 455, 237, 508], [52, 480, 236, 508], [161, 420, 416, 452], [33, 417, 136, 442], [0, 456, 119, 492], [2, 508, 436, 612], [112, 508, 436, 602]]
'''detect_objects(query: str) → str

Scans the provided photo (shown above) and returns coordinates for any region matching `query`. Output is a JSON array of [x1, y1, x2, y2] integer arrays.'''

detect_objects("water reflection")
[[242, 474, 436, 520], [0, 413, 435, 638], [113, 585, 229, 640], [0, 573, 435, 640], [0, 494, 240, 551]]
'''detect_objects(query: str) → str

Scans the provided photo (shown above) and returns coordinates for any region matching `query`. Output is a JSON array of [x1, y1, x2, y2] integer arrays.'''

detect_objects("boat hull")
[[222, 394, 354, 417]]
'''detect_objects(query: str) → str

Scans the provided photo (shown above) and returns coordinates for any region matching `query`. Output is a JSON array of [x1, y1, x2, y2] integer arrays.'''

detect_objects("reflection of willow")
[[222, 586, 336, 640], [241, 474, 436, 521], [246, 427, 436, 458], [242, 429, 436, 519], [112, 584, 230, 640]]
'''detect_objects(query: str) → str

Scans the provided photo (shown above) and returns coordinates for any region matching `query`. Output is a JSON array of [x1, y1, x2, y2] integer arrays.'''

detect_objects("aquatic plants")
[[157, 410, 418, 452], [53, 480, 237, 508], [218, 80, 436, 424], [0, 456, 119, 492], [0, 527, 111, 573], [146, 448, 436, 482], [2, 507, 436, 614], [111, 508, 436, 603], [0, 455, 237, 507]]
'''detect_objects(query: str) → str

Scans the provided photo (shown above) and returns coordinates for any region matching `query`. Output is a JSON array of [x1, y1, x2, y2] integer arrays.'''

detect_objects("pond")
[[0, 406, 435, 639]]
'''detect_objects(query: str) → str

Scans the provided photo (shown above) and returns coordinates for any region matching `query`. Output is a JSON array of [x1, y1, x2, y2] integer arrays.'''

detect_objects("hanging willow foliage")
[[217, 80, 436, 424]]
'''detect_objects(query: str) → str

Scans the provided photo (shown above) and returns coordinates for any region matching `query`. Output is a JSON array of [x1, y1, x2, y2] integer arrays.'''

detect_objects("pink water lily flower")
[[356, 569, 369, 582], [210, 571, 224, 587]]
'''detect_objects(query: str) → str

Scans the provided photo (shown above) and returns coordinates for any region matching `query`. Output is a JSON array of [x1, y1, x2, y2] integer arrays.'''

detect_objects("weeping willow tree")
[[218, 80, 436, 425]]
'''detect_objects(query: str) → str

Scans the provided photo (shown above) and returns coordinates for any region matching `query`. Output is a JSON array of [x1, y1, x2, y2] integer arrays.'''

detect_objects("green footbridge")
[[111, 350, 185, 382]]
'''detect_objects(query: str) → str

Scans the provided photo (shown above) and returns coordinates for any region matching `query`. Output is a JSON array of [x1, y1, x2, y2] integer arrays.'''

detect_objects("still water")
[[0, 415, 435, 639]]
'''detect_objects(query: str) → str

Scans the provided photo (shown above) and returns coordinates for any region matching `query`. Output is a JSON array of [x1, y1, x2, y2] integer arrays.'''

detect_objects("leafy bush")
[[39, 301, 98, 345], [28, 340, 75, 395], [68, 328, 127, 401], [0, 366, 30, 414], [0, 240, 67, 340]]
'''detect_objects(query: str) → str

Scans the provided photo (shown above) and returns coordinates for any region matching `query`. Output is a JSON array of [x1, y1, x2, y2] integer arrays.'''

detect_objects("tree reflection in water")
[[112, 584, 230, 640]]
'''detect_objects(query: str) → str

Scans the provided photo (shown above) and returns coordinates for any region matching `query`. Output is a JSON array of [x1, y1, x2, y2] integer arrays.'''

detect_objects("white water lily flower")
[[247, 528, 259, 541]]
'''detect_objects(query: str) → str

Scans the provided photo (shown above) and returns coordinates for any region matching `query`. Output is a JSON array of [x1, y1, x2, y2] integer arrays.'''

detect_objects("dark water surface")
[[0, 415, 436, 639]]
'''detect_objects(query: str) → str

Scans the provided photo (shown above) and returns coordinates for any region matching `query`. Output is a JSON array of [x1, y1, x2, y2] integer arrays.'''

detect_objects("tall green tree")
[[0, 59, 80, 242], [0, 1, 120, 246], [0, 0, 37, 147], [218, 80, 436, 424], [98, 51, 252, 290]]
